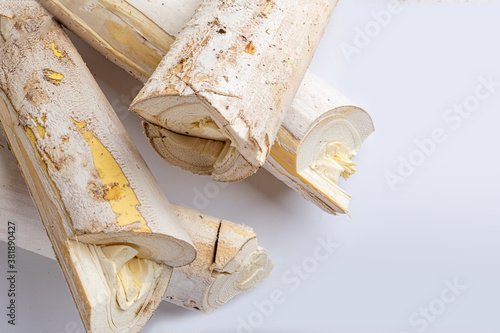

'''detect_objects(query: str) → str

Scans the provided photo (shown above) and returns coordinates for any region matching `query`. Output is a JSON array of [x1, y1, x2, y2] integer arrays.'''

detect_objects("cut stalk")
[[266, 72, 374, 213], [0, 1, 195, 331], [0, 139, 273, 314], [130, 0, 338, 182], [39, 0, 374, 214], [165, 205, 273, 312]]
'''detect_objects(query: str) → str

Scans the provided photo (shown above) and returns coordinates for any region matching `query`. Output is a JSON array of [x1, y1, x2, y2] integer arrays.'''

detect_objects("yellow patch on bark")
[[43, 69, 64, 85], [30, 116, 46, 139], [46, 42, 64, 59], [73, 119, 151, 233]]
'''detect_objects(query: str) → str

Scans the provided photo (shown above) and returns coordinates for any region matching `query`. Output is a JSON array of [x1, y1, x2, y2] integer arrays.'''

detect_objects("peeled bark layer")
[[0, 139, 273, 314], [130, 0, 338, 182]]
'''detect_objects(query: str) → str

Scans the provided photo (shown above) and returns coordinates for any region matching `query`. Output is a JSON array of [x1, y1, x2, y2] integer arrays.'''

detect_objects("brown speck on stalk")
[[244, 41, 256, 54], [24, 71, 50, 105], [42, 147, 74, 171], [262, 0, 276, 16], [87, 181, 106, 202]]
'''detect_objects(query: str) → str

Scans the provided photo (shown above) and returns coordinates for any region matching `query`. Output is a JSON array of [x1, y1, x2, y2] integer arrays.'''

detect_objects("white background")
[[1, 1, 500, 332]]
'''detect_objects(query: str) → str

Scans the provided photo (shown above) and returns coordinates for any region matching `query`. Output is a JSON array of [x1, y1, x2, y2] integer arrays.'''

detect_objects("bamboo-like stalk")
[[0, 0, 195, 265], [39, 0, 374, 214], [165, 205, 273, 312], [266, 72, 374, 213], [0, 1, 195, 331], [131, 0, 338, 182], [0, 139, 273, 314]]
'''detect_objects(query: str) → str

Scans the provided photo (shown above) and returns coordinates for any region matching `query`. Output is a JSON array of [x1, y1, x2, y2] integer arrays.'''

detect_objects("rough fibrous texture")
[[0, 0, 195, 266], [165, 205, 273, 312], [0, 140, 273, 314], [130, 0, 338, 181], [39, 0, 373, 214], [38, 0, 182, 80], [0, 1, 195, 331]]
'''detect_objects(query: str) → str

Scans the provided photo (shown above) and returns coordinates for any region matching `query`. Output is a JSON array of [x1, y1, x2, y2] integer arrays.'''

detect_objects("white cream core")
[[100, 245, 161, 311], [310, 141, 357, 184]]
